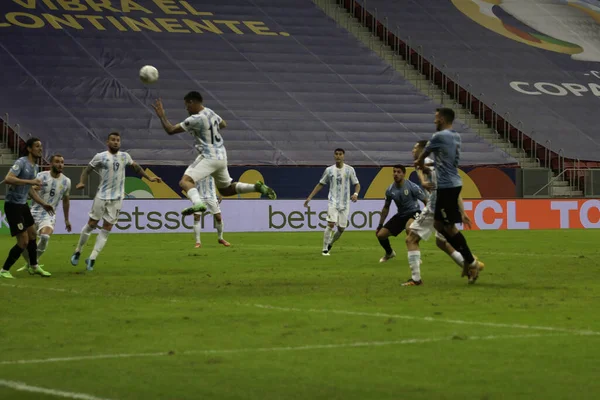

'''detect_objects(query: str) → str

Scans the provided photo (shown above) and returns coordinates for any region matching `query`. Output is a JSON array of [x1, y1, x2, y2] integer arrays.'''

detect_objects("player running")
[[191, 175, 230, 248], [376, 165, 427, 263], [414, 108, 485, 283], [70, 132, 162, 271], [304, 149, 360, 255], [19, 154, 72, 272], [151, 91, 276, 216]]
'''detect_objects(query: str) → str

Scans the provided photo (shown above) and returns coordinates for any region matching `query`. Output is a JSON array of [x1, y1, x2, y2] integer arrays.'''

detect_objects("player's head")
[[50, 154, 65, 174], [334, 148, 345, 163], [25, 137, 42, 159], [412, 140, 429, 160], [184, 91, 204, 115], [107, 132, 121, 153], [435, 107, 455, 131], [392, 164, 406, 183]]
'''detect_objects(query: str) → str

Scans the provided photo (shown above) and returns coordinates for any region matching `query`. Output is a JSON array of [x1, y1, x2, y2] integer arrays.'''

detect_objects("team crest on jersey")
[[11, 164, 18, 171], [17, 223, 23, 230], [404, 189, 409, 195]]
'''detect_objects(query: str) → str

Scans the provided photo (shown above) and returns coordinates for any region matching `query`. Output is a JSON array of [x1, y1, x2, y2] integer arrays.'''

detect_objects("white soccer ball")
[[139, 65, 159, 84]]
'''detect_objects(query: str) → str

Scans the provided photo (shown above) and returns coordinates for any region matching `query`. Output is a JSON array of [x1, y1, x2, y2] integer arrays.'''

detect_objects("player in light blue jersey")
[[415, 108, 484, 284], [152, 91, 276, 218], [18, 154, 72, 273], [191, 175, 230, 248], [70, 132, 162, 271], [304, 149, 360, 255], [376, 165, 427, 265], [1, 138, 54, 279]]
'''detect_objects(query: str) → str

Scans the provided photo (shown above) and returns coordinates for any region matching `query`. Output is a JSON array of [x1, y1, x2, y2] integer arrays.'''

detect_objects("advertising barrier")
[[2, 199, 599, 234]]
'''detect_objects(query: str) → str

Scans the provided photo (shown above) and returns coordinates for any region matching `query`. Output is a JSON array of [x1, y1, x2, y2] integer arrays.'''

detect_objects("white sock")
[[450, 251, 464, 268], [331, 230, 343, 245], [323, 226, 334, 251], [75, 224, 94, 253], [408, 250, 422, 281], [215, 220, 224, 240], [235, 182, 256, 194], [37, 234, 50, 260], [90, 229, 110, 260], [193, 220, 201, 243], [187, 188, 202, 205]]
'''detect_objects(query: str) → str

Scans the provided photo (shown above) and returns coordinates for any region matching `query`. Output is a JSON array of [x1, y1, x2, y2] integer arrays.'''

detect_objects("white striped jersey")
[[31, 171, 71, 218], [181, 107, 227, 160], [195, 175, 218, 201], [423, 156, 438, 210], [319, 164, 359, 210], [89, 151, 133, 200]]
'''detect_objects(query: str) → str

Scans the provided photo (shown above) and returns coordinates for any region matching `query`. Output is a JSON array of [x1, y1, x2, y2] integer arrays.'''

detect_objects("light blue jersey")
[[319, 164, 359, 210], [181, 107, 227, 160], [31, 171, 71, 221], [385, 179, 427, 218], [89, 151, 133, 200], [195, 175, 217, 201], [5, 157, 38, 204], [424, 129, 463, 189]]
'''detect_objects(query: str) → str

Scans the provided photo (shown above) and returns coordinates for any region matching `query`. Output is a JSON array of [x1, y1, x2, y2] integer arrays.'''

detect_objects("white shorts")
[[193, 198, 221, 216], [184, 156, 233, 189], [89, 198, 123, 225], [327, 205, 349, 228], [409, 207, 446, 242], [32, 213, 56, 232]]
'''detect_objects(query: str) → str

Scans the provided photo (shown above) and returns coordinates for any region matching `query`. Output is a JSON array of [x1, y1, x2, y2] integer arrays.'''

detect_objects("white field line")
[[0, 333, 559, 366], [249, 304, 600, 336], [0, 379, 115, 400]]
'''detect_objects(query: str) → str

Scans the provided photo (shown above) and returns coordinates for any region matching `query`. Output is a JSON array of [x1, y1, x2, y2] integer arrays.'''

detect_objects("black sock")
[[447, 232, 475, 265], [3, 244, 25, 271], [27, 240, 38, 267], [378, 238, 393, 254]]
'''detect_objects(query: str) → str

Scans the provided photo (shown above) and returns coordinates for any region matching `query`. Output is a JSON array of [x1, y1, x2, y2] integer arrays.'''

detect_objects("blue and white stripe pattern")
[[89, 151, 133, 200], [180, 107, 227, 160], [319, 164, 359, 210]]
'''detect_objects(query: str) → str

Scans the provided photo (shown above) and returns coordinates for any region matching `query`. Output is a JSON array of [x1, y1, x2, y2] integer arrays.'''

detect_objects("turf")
[[1, 229, 599, 399]]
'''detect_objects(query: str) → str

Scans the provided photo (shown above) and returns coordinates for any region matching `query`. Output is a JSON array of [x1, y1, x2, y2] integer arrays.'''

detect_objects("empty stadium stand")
[[0, 0, 516, 166], [349, 0, 600, 163]]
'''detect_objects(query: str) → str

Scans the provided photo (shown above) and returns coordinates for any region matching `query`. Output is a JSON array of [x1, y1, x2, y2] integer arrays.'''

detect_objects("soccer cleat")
[[70, 252, 81, 266], [218, 239, 231, 247], [462, 260, 484, 284], [195, 242, 202, 248], [379, 251, 396, 263], [16, 263, 28, 272], [0, 270, 15, 279], [255, 181, 277, 200], [401, 278, 423, 286], [85, 258, 95, 271], [322, 250, 330, 256], [182, 202, 207, 216], [327, 244, 332, 252], [28, 265, 51, 277]]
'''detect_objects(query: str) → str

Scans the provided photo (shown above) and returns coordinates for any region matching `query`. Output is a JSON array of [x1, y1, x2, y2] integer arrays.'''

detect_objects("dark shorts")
[[435, 186, 463, 225], [384, 210, 421, 237], [4, 202, 35, 237]]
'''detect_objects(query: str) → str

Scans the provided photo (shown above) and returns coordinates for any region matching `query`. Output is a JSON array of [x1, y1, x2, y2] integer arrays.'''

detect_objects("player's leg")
[[214, 213, 230, 247], [1, 204, 31, 279], [377, 214, 404, 262], [322, 206, 338, 255], [71, 198, 102, 265], [181, 158, 214, 215], [328, 209, 348, 252], [211, 160, 276, 199], [193, 213, 202, 248], [86, 200, 121, 270], [435, 233, 464, 268], [24, 223, 50, 277], [404, 230, 423, 286], [35, 224, 53, 261]]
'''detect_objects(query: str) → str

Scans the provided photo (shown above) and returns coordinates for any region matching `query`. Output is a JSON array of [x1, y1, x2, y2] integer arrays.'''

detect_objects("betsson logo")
[[268, 206, 382, 230], [114, 206, 210, 231]]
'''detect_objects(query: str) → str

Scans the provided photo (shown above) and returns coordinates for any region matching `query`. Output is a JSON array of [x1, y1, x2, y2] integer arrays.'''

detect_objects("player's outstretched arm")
[[304, 183, 324, 208], [4, 171, 41, 187], [76, 165, 93, 190], [152, 99, 185, 135], [131, 162, 162, 183], [28, 187, 54, 216]]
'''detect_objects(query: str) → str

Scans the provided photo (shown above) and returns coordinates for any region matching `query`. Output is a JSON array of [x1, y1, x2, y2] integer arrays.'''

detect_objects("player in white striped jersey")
[[70, 132, 162, 271], [304, 149, 360, 255], [191, 175, 231, 248], [403, 140, 482, 286], [19, 155, 72, 272], [151, 91, 276, 217]]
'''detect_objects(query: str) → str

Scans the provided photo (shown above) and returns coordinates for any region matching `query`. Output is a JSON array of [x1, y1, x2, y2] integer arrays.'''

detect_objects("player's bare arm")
[[415, 149, 431, 169], [219, 120, 227, 130], [152, 98, 185, 135], [28, 186, 55, 216], [63, 195, 72, 232], [351, 183, 361, 202], [458, 196, 472, 229], [131, 162, 162, 183], [76, 164, 94, 190], [304, 183, 324, 208], [377, 199, 392, 234], [4, 171, 42, 188], [416, 169, 434, 191]]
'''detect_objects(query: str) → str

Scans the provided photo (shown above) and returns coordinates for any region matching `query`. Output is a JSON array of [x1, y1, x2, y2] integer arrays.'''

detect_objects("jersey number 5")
[[208, 121, 222, 144]]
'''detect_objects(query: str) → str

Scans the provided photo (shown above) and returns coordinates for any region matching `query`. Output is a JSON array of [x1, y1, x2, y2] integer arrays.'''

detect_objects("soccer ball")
[[139, 65, 159, 84]]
